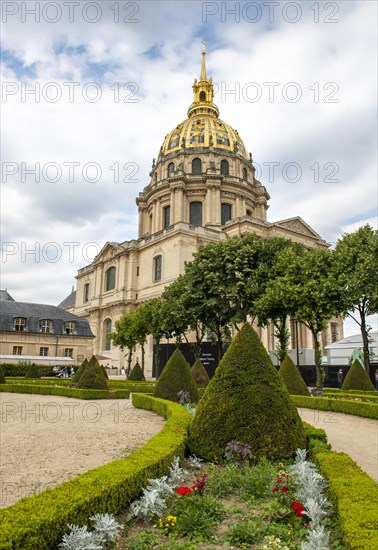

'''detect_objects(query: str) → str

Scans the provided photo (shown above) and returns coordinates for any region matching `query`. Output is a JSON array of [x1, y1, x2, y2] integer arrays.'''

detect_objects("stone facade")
[[65, 47, 343, 375]]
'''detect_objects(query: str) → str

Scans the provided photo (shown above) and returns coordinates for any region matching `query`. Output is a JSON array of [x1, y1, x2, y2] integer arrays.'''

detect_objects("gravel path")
[[0, 393, 165, 508], [298, 408, 378, 482]]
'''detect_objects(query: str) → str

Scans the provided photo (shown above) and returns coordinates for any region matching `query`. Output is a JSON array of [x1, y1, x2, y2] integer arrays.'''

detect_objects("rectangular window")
[[154, 255, 162, 282], [163, 205, 171, 229], [83, 283, 89, 303], [221, 203, 232, 225], [189, 202, 202, 226], [14, 318, 26, 332], [13, 346, 22, 355], [64, 322, 75, 335], [40, 320, 52, 333], [39, 347, 49, 356], [64, 348, 73, 358]]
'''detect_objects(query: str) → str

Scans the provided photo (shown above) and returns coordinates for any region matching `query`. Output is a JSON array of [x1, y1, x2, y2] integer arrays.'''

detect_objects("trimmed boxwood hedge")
[[292, 395, 378, 419], [324, 388, 377, 396], [0, 384, 128, 400], [323, 392, 378, 402], [0, 394, 192, 549], [305, 423, 378, 549], [1, 364, 57, 377]]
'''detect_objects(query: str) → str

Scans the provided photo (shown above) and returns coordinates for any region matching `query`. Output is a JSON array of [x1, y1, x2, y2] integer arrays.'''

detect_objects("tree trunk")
[[141, 344, 145, 374], [313, 331, 323, 388], [154, 338, 161, 379], [359, 305, 371, 371], [127, 349, 133, 372], [274, 317, 289, 365]]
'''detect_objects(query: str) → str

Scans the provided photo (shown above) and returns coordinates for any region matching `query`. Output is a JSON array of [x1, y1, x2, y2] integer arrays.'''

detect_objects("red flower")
[[273, 487, 278, 492], [177, 486, 191, 495], [291, 501, 305, 516], [281, 486, 288, 493]]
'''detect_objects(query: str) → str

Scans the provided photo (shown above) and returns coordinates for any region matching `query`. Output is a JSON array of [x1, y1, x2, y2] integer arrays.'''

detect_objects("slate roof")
[[57, 290, 77, 309], [0, 300, 94, 337], [0, 290, 15, 301]]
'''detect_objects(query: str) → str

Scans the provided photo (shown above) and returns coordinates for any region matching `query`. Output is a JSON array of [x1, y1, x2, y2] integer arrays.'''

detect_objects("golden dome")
[[160, 44, 249, 161]]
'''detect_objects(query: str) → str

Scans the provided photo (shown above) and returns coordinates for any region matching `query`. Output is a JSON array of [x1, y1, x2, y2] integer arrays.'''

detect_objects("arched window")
[[190, 202, 202, 226], [242, 167, 248, 181], [154, 255, 162, 282], [192, 157, 202, 175], [167, 162, 174, 177], [163, 205, 170, 229], [199, 91, 206, 101], [221, 204, 232, 225], [103, 319, 112, 351], [14, 318, 26, 332], [220, 159, 229, 175], [40, 320, 52, 333], [105, 267, 116, 291], [83, 283, 89, 303]]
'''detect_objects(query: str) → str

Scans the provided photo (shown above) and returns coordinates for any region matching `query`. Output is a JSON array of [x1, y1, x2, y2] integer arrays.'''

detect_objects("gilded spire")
[[200, 40, 207, 80], [188, 42, 219, 118]]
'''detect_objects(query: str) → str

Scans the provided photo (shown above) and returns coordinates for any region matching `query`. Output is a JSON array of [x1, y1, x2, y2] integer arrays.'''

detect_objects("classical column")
[[205, 185, 212, 224], [177, 186, 184, 222], [215, 186, 221, 224]]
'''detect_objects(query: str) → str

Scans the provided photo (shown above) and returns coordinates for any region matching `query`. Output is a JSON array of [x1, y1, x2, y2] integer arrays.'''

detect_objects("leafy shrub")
[[154, 348, 199, 403], [78, 356, 108, 390], [341, 360, 375, 391], [292, 395, 378, 419], [279, 356, 310, 396], [240, 459, 276, 500], [0, 365, 5, 384], [224, 440, 253, 465], [0, 363, 55, 377], [128, 362, 146, 381], [227, 519, 268, 546], [72, 358, 88, 383], [171, 493, 224, 540], [189, 323, 306, 461], [205, 463, 242, 498], [24, 363, 41, 379], [191, 359, 210, 387]]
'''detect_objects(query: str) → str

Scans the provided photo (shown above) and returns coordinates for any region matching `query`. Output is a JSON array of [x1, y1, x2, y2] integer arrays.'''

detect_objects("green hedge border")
[[324, 388, 377, 397], [0, 394, 192, 549], [4, 379, 156, 393], [323, 392, 378, 402], [305, 427, 378, 550], [0, 384, 130, 400], [292, 395, 378, 419]]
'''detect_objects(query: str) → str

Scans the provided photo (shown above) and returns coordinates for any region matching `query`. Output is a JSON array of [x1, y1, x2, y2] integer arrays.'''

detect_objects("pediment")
[[92, 241, 125, 265], [273, 217, 322, 239]]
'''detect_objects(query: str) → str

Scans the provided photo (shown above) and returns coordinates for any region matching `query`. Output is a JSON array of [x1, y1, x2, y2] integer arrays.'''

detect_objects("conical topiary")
[[154, 348, 199, 403], [25, 363, 40, 379], [128, 361, 145, 381], [191, 359, 210, 387], [189, 323, 306, 461], [78, 356, 109, 390], [72, 358, 88, 383], [0, 365, 5, 384], [341, 360, 375, 391], [279, 356, 310, 396], [100, 364, 109, 380]]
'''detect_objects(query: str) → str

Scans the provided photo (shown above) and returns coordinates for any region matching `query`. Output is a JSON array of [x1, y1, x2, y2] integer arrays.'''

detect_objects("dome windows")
[[103, 318, 112, 351], [153, 255, 162, 282], [192, 158, 202, 175], [190, 202, 203, 226], [243, 167, 248, 181], [163, 205, 171, 229], [167, 162, 175, 177], [221, 204, 232, 225], [220, 159, 229, 176], [199, 91, 206, 101]]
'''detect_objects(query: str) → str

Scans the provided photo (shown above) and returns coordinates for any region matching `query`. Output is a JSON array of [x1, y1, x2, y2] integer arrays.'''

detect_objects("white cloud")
[[1, 0, 377, 307]]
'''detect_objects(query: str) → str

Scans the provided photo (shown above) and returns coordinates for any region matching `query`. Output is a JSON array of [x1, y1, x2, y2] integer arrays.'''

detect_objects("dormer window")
[[40, 320, 52, 333], [64, 322, 75, 335], [14, 317, 26, 332]]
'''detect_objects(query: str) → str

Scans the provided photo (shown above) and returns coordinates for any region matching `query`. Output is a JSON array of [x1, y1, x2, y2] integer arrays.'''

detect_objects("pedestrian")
[[121, 367, 125, 376], [375, 369, 378, 391], [70, 366, 75, 377], [337, 368, 344, 389], [63, 367, 69, 379]]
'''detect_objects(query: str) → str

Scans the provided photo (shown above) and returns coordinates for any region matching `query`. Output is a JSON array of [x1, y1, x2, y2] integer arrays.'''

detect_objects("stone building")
[[0, 290, 94, 363], [64, 47, 343, 375]]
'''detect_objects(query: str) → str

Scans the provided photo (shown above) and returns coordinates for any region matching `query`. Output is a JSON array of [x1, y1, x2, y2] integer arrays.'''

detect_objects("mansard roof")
[[0, 299, 94, 336], [57, 290, 76, 309]]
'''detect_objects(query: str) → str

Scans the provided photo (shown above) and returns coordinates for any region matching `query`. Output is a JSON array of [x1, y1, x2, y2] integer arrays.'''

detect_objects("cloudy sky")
[[1, 0, 377, 337]]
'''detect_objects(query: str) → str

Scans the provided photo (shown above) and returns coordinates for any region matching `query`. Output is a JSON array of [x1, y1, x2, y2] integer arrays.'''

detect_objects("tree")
[[268, 247, 343, 388], [111, 311, 138, 372], [333, 225, 378, 370], [189, 323, 306, 461], [153, 348, 199, 402], [0, 365, 5, 384]]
